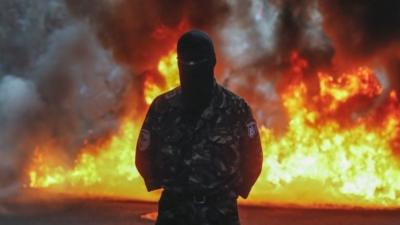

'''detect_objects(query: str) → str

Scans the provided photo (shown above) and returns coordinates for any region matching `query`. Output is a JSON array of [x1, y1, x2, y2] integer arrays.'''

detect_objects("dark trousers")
[[155, 190, 241, 225]]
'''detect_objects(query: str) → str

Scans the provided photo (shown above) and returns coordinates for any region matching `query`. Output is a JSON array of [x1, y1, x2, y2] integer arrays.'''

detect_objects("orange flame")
[[27, 51, 181, 201], [144, 51, 179, 105], [27, 50, 400, 208], [252, 70, 400, 207], [319, 67, 383, 111]]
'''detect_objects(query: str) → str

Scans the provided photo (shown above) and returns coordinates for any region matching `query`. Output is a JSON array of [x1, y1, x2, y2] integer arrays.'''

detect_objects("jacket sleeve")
[[135, 99, 162, 192], [237, 101, 263, 199]]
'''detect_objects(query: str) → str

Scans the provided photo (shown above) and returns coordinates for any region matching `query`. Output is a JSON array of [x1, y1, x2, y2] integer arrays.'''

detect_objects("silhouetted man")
[[136, 30, 263, 225]]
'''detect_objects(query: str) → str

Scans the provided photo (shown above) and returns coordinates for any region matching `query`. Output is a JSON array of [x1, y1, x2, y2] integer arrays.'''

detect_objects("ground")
[[0, 191, 399, 225]]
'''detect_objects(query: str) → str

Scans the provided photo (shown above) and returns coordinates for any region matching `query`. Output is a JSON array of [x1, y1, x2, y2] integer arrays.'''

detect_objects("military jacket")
[[135, 84, 263, 198]]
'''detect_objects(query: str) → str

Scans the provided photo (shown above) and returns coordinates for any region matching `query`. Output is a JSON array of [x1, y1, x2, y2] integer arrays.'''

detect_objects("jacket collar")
[[170, 83, 227, 120]]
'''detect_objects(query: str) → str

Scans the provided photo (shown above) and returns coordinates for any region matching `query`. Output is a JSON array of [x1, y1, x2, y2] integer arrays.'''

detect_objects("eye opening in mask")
[[177, 58, 210, 67]]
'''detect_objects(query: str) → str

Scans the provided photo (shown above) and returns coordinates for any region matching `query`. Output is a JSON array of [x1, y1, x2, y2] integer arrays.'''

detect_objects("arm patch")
[[138, 129, 151, 151], [246, 121, 257, 138]]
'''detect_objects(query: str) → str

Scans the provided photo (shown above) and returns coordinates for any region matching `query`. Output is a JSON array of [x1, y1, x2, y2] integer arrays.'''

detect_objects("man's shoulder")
[[149, 87, 181, 114], [218, 85, 249, 111], [154, 86, 180, 103]]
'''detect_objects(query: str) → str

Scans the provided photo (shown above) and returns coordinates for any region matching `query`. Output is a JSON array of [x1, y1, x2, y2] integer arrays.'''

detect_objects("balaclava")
[[177, 30, 216, 115]]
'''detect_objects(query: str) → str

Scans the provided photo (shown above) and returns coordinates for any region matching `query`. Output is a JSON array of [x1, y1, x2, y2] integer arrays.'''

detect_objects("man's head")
[[177, 30, 216, 114]]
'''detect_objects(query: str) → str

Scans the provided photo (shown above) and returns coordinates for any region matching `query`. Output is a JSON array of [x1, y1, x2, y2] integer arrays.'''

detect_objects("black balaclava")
[[177, 30, 216, 115]]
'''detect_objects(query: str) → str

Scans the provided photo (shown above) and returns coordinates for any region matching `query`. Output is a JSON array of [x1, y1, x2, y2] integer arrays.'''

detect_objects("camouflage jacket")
[[135, 84, 263, 198]]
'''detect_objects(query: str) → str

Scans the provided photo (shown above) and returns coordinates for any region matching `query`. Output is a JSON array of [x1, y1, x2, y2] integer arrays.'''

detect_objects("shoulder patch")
[[138, 129, 151, 151], [246, 121, 258, 138]]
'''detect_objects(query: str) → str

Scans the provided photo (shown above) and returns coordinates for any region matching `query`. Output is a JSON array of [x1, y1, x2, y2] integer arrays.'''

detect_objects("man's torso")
[[149, 84, 248, 194]]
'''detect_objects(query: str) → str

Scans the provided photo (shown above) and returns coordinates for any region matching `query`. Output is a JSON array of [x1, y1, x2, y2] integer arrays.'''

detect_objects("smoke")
[[0, 0, 69, 76], [218, 0, 334, 129], [0, 0, 338, 187], [31, 22, 130, 154], [1, 0, 399, 197], [62, 0, 337, 126], [319, 0, 400, 59], [64, 0, 231, 71], [0, 76, 41, 185], [219, 0, 333, 71], [0, 1, 131, 194], [319, 0, 400, 90], [218, 0, 279, 70]]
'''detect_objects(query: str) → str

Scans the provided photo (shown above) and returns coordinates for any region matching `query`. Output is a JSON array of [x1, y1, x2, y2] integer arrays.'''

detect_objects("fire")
[[27, 50, 400, 208], [27, 50, 181, 201], [252, 72, 400, 207], [28, 122, 152, 200], [319, 67, 383, 111], [144, 51, 179, 105], [157, 51, 179, 89], [248, 54, 400, 207]]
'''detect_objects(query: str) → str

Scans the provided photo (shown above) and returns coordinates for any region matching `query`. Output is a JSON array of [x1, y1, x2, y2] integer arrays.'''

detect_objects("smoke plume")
[[319, 0, 400, 90], [64, 0, 231, 71], [0, 1, 130, 194], [0, 0, 399, 197]]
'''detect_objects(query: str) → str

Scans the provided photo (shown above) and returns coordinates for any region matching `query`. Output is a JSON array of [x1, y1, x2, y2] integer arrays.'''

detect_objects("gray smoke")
[[0, 0, 398, 199], [319, 0, 400, 91], [0, 1, 337, 192], [0, 0, 131, 196], [30, 22, 130, 154], [64, 0, 231, 71], [0, 75, 41, 179], [218, 0, 333, 129], [0, 0, 68, 76]]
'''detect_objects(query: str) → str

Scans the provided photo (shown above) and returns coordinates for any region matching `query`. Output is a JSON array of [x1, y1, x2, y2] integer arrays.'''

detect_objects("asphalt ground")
[[0, 191, 399, 225]]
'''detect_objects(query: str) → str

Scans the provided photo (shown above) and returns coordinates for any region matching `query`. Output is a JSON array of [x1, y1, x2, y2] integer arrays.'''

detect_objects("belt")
[[192, 193, 207, 204], [163, 189, 237, 205]]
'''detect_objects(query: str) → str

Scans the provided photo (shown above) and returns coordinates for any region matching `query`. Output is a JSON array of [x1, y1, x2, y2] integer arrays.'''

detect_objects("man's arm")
[[237, 101, 263, 199], [135, 100, 161, 192]]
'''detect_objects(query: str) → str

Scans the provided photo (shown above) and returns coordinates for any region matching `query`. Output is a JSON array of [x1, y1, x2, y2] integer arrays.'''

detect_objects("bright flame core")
[[144, 51, 179, 105], [27, 51, 400, 208]]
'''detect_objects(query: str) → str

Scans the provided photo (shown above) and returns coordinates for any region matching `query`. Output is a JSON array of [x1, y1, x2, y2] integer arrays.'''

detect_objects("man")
[[135, 30, 263, 225]]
